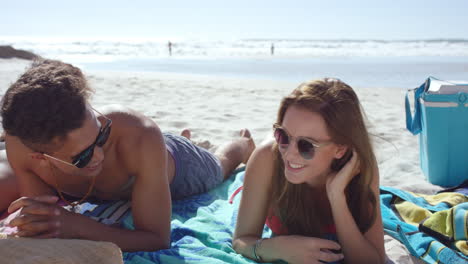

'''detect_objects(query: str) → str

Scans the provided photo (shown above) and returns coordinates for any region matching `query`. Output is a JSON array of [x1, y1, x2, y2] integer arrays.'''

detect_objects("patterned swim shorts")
[[164, 133, 223, 200]]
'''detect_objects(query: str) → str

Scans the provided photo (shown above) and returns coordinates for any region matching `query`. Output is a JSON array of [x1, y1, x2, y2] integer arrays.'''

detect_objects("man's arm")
[[8, 196, 170, 251], [126, 124, 172, 249], [8, 125, 172, 252], [5, 134, 56, 197], [71, 125, 171, 251]]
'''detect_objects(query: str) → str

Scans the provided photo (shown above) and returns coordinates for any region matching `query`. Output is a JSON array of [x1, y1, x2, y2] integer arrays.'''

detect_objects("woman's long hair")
[[270, 78, 377, 237]]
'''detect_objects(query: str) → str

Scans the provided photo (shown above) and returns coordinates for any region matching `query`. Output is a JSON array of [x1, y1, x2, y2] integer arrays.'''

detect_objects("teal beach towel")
[[79, 168, 272, 264]]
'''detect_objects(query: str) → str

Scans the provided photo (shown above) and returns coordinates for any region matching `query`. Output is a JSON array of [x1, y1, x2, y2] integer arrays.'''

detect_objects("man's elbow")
[[159, 237, 171, 250], [150, 233, 171, 251], [232, 238, 241, 253], [135, 232, 171, 252]]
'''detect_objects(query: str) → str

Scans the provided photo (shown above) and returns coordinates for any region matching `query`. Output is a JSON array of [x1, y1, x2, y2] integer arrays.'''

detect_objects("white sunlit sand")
[[0, 58, 442, 264]]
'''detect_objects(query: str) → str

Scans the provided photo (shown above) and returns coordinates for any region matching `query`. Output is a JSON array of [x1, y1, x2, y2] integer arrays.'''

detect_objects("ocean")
[[2, 37, 467, 88]]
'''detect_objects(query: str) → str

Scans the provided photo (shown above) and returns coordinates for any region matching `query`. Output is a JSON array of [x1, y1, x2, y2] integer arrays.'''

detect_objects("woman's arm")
[[327, 154, 386, 264], [233, 141, 278, 261]]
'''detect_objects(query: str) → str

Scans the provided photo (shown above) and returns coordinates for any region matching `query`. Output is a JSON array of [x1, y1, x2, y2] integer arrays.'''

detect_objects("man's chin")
[[84, 163, 102, 176]]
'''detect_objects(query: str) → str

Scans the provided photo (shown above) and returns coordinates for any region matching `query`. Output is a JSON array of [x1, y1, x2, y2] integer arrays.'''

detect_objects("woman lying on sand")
[[233, 78, 387, 264]]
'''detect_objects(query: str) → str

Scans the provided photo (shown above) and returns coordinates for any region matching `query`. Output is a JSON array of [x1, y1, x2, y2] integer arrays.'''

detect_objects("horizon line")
[[1, 35, 467, 42]]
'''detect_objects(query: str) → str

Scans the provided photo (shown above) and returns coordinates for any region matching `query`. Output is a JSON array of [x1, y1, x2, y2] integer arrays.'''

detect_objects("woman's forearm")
[[233, 235, 284, 263], [329, 194, 384, 264]]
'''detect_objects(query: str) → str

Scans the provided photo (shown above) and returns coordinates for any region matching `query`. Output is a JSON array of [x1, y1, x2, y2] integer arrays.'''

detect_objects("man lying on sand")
[[0, 59, 255, 252]]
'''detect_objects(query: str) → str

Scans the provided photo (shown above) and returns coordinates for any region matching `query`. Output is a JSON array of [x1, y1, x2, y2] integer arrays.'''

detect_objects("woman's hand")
[[326, 150, 360, 200], [7, 195, 76, 239], [279, 235, 344, 264]]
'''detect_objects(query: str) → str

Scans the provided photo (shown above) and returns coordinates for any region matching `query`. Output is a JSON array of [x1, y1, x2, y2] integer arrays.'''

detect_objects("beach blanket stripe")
[[380, 186, 468, 264], [77, 168, 273, 264]]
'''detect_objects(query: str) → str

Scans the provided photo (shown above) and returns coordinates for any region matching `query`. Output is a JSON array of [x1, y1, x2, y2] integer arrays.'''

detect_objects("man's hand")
[[7, 195, 74, 239]]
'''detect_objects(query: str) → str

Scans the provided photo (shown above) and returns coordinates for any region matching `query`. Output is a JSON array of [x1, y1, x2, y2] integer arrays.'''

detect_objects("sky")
[[1, 0, 467, 40]]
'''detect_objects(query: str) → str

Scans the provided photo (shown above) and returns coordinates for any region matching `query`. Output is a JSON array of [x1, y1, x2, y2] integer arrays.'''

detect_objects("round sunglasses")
[[43, 110, 112, 168], [273, 124, 331, 160]]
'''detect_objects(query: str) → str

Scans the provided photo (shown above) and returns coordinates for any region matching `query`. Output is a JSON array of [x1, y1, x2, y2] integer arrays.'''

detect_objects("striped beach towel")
[[78, 167, 272, 264], [380, 186, 468, 264]]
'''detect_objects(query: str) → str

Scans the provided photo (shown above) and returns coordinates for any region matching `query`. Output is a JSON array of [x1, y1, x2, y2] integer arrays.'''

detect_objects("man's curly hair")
[[1, 59, 94, 152]]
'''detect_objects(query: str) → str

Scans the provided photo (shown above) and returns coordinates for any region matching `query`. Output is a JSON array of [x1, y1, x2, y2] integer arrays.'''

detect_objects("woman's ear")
[[331, 145, 352, 171], [334, 144, 348, 159]]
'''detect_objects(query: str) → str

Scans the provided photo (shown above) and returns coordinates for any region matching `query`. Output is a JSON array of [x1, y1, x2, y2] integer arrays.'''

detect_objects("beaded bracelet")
[[252, 238, 265, 262]]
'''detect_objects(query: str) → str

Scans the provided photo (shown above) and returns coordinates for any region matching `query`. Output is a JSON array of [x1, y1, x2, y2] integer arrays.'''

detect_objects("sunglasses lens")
[[297, 139, 315, 160], [96, 123, 111, 147], [73, 147, 94, 168], [274, 126, 318, 160], [274, 128, 289, 146], [72, 120, 111, 169]]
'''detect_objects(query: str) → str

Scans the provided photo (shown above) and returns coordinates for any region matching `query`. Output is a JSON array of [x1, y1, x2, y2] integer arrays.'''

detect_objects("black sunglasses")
[[273, 124, 331, 160], [43, 113, 112, 168], [71, 117, 112, 168]]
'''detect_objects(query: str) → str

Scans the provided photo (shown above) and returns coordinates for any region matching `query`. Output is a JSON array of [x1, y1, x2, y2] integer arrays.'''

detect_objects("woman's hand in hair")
[[326, 150, 360, 201], [280, 235, 344, 264]]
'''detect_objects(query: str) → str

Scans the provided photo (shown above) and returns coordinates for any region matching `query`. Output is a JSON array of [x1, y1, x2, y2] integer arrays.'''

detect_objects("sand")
[[0, 58, 443, 263]]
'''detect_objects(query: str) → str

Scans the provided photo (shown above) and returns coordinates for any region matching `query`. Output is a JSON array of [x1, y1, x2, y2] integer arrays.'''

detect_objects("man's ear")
[[334, 144, 348, 159], [28, 152, 49, 166]]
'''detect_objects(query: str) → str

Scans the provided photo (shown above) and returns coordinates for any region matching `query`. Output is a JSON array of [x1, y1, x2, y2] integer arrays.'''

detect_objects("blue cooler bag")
[[405, 77, 468, 187]]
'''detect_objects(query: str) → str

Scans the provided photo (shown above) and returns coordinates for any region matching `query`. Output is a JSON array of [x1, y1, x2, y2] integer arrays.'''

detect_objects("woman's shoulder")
[[251, 138, 276, 163], [244, 138, 277, 183]]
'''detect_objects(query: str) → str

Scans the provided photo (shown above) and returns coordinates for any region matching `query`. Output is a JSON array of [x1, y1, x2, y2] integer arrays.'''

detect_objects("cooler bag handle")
[[405, 79, 430, 135]]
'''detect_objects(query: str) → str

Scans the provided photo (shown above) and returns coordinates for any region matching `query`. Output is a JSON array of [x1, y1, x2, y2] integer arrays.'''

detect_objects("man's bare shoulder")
[[98, 104, 143, 120], [99, 104, 134, 115], [103, 105, 165, 162], [98, 104, 158, 130]]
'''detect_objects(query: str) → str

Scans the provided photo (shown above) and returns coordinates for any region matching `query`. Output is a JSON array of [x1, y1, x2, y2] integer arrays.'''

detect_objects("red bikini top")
[[229, 186, 336, 235]]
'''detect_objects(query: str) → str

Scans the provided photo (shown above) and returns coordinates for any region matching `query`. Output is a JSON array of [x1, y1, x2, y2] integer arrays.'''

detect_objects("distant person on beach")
[[0, 59, 255, 252], [168, 41, 172, 56], [233, 78, 386, 263], [271, 43, 274, 56]]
